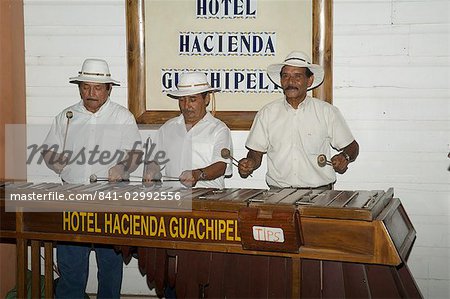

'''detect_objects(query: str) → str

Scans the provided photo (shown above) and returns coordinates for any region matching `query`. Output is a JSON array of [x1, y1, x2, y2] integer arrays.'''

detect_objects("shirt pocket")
[[301, 130, 329, 156]]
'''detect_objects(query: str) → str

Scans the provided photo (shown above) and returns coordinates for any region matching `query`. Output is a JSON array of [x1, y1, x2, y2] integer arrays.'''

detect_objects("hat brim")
[[69, 76, 120, 86], [167, 87, 220, 99], [267, 62, 324, 91]]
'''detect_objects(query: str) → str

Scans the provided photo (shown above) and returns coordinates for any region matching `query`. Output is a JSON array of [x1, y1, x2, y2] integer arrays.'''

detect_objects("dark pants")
[[55, 243, 123, 299]]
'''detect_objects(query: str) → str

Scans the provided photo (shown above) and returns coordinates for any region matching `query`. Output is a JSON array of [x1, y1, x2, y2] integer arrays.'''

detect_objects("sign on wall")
[[145, 0, 310, 111], [127, 0, 332, 129]]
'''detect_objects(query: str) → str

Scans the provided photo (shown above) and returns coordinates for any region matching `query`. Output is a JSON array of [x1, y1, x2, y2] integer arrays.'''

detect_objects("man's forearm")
[[342, 140, 359, 162], [117, 150, 144, 174], [247, 149, 264, 171], [194, 161, 227, 181], [41, 150, 66, 174]]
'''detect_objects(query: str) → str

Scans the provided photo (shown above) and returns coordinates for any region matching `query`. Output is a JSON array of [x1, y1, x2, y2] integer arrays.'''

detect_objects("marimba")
[[1, 183, 422, 298]]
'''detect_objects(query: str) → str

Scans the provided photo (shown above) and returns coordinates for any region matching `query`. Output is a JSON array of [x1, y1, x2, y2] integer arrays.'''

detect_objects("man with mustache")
[[144, 71, 232, 188], [238, 51, 359, 189], [41, 58, 142, 298]]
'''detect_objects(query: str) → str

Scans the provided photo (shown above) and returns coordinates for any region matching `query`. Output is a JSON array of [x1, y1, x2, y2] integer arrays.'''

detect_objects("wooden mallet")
[[317, 154, 332, 167]]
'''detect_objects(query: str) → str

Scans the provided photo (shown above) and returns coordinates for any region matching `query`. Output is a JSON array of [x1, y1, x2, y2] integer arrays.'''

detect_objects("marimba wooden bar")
[[1, 183, 422, 298]]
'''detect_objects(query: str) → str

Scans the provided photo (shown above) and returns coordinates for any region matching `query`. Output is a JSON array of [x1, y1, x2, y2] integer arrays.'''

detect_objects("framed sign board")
[[126, 0, 332, 130]]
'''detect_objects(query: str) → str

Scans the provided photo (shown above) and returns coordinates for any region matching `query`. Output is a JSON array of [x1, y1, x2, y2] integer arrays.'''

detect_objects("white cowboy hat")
[[167, 72, 220, 98], [267, 51, 324, 90], [69, 58, 120, 86]]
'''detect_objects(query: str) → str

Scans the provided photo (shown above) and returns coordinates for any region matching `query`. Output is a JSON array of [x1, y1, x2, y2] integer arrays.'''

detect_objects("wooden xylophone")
[[1, 183, 422, 298]]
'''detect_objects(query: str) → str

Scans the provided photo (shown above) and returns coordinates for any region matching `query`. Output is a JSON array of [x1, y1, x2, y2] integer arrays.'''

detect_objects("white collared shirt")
[[43, 99, 142, 183], [246, 96, 354, 188], [154, 112, 232, 189]]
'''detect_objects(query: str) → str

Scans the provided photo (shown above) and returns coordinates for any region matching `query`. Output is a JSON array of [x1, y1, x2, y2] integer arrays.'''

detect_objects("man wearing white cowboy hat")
[[42, 58, 142, 298], [144, 71, 232, 188], [238, 51, 359, 189]]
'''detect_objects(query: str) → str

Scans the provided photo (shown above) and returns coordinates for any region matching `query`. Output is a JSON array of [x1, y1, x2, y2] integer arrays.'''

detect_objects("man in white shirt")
[[144, 72, 232, 189], [42, 58, 142, 298], [238, 51, 359, 189]]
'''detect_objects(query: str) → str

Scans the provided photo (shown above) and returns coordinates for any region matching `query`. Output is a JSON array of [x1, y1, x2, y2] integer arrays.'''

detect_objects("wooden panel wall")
[[0, 0, 26, 296], [1, 0, 26, 179]]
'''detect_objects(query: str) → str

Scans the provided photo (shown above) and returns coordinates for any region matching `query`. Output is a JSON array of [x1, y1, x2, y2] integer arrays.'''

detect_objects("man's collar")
[[179, 111, 213, 126], [79, 98, 111, 114], [283, 96, 311, 111]]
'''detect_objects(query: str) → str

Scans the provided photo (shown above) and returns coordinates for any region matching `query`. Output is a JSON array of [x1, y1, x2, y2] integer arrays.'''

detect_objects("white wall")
[[23, 0, 449, 298], [332, 1, 449, 298]]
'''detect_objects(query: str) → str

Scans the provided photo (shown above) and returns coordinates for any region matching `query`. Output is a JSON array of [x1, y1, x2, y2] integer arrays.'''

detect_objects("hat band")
[[284, 57, 310, 65], [178, 83, 210, 88], [78, 71, 111, 77]]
